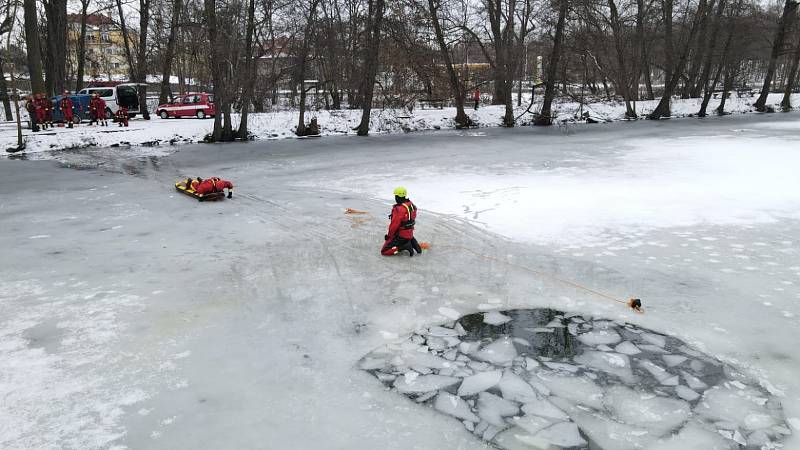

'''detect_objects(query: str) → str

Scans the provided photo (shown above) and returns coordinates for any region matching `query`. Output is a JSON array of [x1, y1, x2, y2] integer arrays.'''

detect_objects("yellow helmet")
[[393, 186, 407, 197]]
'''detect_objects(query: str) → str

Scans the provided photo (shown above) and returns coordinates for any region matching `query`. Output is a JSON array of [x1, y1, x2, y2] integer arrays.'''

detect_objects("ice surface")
[[680, 370, 708, 390], [561, 406, 653, 450], [434, 393, 480, 422], [498, 371, 538, 403], [698, 385, 777, 430], [577, 330, 622, 346], [574, 351, 636, 383], [538, 373, 604, 409], [614, 341, 642, 355], [457, 371, 502, 397], [5, 115, 800, 449], [533, 422, 587, 447], [474, 338, 518, 365], [483, 311, 512, 326], [646, 422, 734, 450], [603, 386, 690, 436], [639, 360, 673, 383], [640, 333, 667, 348], [521, 397, 569, 421], [675, 385, 700, 402], [476, 392, 519, 427], [393, 375, 461, 394], [662, 355, 687, 368]]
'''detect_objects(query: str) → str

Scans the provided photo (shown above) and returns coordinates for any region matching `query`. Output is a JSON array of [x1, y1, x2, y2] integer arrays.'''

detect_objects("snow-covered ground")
[[2, 93, 798, 156], [1, 112, 799, 449]]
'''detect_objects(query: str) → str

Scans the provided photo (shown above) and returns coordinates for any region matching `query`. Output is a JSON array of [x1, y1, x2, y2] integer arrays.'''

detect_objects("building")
[[66, 13, 132, 81]]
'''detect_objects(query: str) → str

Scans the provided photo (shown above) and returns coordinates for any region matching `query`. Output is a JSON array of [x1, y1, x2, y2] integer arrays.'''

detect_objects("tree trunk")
[[23, 0, 45, 94], [699, 31, 732, 117], [695, 0, 726, 113], [716, 64, 735, 114], [0, 56, 12, 121], [204, 0, 223, 141], [608, 0, 636, 118], [754, 0, 798, 111], [75, 0, 89, 91], [237, 0, 256, 139], [683, 0, 711, 98], [536, 0, 568, 126], [159, 0, 182, 104], [137, 0, 151, 119], [780, 33, 800, 110], [116, 0, 135, 77], [44, 0, 67, 96], [428, 0, 468, 127], [356, 0, 385, 136]]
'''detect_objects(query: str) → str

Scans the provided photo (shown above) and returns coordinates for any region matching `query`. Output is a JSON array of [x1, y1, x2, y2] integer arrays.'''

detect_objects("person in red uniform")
[[473, 87, 481, 110], [88, 93, 102, 126], [187, 177, 234, 198], [35, 94, 48, 130], [381, 187, 422, 257], [96, 96, 108, 126], [115, 106, 129, 127], [60, 92, 76, 128], [25, 95, 39, 132], [43, 95, 54, 127]]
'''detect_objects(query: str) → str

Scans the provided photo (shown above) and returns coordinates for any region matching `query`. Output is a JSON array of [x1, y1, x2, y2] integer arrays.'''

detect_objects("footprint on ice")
[[359, 309, 792, 449]]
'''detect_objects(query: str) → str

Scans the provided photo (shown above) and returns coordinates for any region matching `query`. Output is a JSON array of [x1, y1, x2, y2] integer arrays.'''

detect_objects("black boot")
[[402, 241, 414, 257], [412, 238, 422, 254]]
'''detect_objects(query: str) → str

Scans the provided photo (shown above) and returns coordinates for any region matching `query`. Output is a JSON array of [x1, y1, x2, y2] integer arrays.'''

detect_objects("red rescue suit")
[[381, 200, 419, 256], [115, 107, 129, 127], [35, 97, 48, 124], [194, 177, 234, 195], [60, 97, 75, 123]]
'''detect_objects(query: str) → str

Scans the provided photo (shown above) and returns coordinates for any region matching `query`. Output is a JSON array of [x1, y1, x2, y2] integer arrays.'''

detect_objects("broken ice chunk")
[[676, 385, 700, 401], [639, 344, 668, 353], [434, 393, 480, 422], [457, 370, 502, 397], [567, 323, 579, 336], [524, 357, 540, 370], [640, 332, 667, 348], [477, 392, 519, 427], [698, 385, 777, 431], [574, 351, 637, 384], [521, 397, 569, 421], [543, 361, 580, 373], [510, 416, 552, 435], [604, 385, 691, 436], [662, 354, 688, 367], [483, 311, 512, 326], [646, 422, 733, 450], [538, 373, 604, 409], [544, 319, 565, 328], [681, 370, 709, 390], [561, 405, 654, 450], [427, 325, 463, 337], [661, 375, 680, 386], [578, 330, 621, 346], [474, 337, 518, 365], [498, 370, 538, 403], [458, 341, 481, 355], [689, 360, 705, 373], [614, 341, 642, 355], [393, 374, 460, 394], [639, 360, 674, 383], [396, 348, 452, 369], [532, 422, 587, 448]]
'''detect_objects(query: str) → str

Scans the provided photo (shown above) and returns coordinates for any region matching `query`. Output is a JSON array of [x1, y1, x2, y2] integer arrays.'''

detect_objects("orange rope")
[[434, 243, 644, 313]]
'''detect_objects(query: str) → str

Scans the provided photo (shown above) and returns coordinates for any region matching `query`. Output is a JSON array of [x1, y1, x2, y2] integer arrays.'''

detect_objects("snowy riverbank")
[[2, 93, 798, 157]]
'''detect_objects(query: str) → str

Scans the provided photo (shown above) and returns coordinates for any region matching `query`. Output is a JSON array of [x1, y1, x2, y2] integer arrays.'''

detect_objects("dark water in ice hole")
[[364, 309, 787, 450]]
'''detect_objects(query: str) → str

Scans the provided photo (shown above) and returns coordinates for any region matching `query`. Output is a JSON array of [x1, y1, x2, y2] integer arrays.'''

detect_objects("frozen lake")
[[2, 113, 799, 449]]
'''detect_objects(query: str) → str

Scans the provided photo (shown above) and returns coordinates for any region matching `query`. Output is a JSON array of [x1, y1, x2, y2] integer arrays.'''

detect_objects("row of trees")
[[1, 0, 800, 140]]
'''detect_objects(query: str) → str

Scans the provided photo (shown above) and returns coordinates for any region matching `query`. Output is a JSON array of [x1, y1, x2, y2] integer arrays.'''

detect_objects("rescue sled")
[[175, 180, 226, 202]]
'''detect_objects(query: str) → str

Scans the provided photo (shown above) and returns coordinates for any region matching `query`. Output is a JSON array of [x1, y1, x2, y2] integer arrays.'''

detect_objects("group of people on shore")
[[24, 92, 130, 132]]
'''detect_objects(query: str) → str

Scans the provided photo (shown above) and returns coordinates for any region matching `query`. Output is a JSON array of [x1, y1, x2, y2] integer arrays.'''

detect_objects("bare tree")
[[754, 0, 798, 111], [356, 0, 386, 136], [537, 0, 569, 125], [159, 0, 183, 104], [23, 0, 45, 94]]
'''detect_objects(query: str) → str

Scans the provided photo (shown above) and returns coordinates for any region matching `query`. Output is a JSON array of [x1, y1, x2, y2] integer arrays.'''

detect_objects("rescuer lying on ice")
[[381, 187, 423, 257], [185, 177, 234, 198]]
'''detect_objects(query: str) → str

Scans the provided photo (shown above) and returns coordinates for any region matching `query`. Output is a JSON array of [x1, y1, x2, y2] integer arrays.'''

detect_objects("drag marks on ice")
[[360, 309, 792, 449]]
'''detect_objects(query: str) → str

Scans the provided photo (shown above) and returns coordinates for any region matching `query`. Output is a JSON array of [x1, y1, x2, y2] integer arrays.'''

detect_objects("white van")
[[77, 83, 146, 119]]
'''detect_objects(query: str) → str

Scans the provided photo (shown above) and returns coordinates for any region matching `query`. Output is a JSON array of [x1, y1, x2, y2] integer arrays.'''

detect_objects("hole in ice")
[[360, 309, 791, 450]]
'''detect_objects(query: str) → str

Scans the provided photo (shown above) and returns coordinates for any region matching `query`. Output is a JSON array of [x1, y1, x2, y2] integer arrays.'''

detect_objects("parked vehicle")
[[156, 93, 216, 119], [77, 83, 145, 119], [51, 94, 93, 124]]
